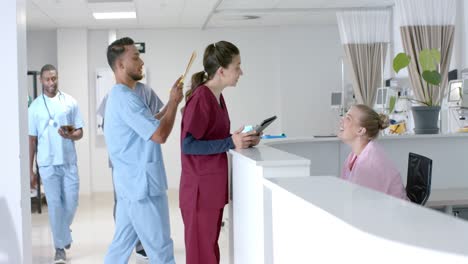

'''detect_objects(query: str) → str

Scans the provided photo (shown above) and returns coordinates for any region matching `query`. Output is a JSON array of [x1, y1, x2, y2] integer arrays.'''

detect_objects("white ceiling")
[[26, 0, 394, 30]]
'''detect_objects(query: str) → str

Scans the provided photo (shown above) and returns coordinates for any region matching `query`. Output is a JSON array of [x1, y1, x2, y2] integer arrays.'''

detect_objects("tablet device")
[[254, 115, 277, 134]]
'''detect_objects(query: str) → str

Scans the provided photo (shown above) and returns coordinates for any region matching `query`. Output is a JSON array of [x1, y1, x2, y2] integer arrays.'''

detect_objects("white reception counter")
[[264, 176, 468, 263], [229, 134, 468, 264], [266, 133, 468, 189]]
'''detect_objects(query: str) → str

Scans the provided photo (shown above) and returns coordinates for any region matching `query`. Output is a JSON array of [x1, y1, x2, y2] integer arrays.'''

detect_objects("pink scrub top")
[[180, 85, 231, 209], [341, 141, 408, 200]]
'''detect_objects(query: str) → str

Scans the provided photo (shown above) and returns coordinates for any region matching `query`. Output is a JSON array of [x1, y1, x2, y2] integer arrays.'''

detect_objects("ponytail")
[[185, 71, 206, 101], [185, 41, 239, 102]]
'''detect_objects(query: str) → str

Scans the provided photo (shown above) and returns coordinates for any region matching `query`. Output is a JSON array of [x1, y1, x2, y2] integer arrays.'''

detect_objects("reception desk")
[[266, 134, 468, 189], [264, 176, 468, 263], [229, 147, 310, 264], [229, 134, 468, 264]]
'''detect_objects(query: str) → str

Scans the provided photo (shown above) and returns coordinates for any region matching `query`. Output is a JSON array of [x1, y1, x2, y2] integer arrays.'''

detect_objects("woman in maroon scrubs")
[[180, 41, 260, 264]]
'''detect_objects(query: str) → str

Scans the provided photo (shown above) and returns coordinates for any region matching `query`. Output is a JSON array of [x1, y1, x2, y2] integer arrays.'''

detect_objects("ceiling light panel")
[[87, 0, 133, 3], [217, 0, 280, 10], [88, 2, 135, 12], [93, 11, 136, 19]]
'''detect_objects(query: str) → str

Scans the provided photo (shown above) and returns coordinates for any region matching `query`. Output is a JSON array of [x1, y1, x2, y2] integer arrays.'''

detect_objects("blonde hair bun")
[[378, 113, 390, 130]]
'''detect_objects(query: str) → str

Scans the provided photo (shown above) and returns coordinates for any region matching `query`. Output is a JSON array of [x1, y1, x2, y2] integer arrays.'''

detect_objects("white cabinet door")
[[95, 68, 115, 135]]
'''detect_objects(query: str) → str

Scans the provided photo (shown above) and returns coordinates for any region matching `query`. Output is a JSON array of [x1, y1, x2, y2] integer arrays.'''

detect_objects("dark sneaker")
[[136, 249, 148, 259], [65, 243, 71, 250], [54, 248, 66, 263]]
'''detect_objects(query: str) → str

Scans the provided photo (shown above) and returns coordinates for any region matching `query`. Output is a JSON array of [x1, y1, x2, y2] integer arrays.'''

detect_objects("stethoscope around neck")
[[42, 90, 64, 128]]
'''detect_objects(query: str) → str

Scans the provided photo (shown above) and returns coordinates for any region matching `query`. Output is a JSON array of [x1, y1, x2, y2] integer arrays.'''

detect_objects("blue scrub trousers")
[[111, 168, 144, 252], [104, 194, 175, 264], [39, 164, 79, 249]]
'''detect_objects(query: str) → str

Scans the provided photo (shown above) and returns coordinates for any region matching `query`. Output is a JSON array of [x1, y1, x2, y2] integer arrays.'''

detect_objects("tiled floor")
[[31, 190, 229, 264]]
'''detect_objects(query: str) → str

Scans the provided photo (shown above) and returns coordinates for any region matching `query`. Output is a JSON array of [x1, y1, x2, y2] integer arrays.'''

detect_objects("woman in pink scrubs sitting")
[[339, 104, 407, 200], [180, 41, 260, 264]]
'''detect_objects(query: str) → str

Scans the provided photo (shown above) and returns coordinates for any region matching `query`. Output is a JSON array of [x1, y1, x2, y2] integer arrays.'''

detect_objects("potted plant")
[[393, 48, 442, 134]]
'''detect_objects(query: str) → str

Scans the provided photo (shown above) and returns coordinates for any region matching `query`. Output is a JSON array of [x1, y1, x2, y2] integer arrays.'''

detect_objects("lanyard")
[[42, 91, 63, 127]]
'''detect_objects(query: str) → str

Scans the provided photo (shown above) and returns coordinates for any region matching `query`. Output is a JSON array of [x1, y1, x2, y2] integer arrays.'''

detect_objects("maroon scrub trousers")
[[180, 85, 230, 264]]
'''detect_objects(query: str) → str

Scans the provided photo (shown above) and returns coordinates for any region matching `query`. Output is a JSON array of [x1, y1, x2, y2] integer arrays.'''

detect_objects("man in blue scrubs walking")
[[103, 37, 182, 264], [29, 64, 84, 264], [97, 81, 166, 259]]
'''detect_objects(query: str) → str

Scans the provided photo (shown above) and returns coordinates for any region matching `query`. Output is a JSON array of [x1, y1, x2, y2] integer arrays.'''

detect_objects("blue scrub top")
[[97, 82, 164, 119], [104, 84, 168, 201], [28, 92, 84, 167]]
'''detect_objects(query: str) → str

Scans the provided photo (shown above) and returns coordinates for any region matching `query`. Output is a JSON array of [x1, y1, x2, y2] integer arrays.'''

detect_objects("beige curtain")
[[400, 25, 455, 105], [343, 43, 388, 106]]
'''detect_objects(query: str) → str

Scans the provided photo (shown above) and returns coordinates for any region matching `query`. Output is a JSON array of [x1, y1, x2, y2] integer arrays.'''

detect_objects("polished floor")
[[31, 191, 229, 264]]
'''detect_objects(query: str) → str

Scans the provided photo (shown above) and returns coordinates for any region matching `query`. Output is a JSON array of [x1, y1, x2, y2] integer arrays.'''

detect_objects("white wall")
[[87, 30, 113, 193], [64, 26, 345, 191], [25, 25, 385, 192], [110, 27, 340, 189], [57, 29, 92, 194], [114, 27, 284, 190], [0, 0, 31, 263], [86, 28, 284, 191], [453, 0, 463, 71], [26, 30, 57, 71], [30, 13, 468, 192], [26, 30, 57, 106], [462, 0, 468, 70], [279, 25, 344, 137]]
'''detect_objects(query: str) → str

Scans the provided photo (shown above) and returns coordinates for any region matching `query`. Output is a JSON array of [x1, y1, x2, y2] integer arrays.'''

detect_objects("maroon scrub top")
[[180, 85, 231, 209]]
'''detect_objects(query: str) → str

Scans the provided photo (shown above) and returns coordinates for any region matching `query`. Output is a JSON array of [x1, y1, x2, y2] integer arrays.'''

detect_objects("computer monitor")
[[447, 80, 463, 102], [331, 92, 342, 108], [385, 79, 392, 87], [375, 87, 389, 106], [448, 69, 458, 82]]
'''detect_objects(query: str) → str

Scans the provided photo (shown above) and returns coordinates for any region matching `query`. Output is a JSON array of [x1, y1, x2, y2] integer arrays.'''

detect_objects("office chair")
[[406, 152, 432, 205]]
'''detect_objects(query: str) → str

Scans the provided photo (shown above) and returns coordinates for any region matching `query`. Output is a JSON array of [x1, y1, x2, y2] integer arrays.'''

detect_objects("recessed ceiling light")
[[93, 11, 136, 20], [220, 14, 262, 21], [243, 15, 261, 20]]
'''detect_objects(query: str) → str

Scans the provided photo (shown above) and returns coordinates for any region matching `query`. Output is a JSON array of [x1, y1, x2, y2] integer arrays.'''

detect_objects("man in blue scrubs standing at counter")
[[103, 37, 183, 264]]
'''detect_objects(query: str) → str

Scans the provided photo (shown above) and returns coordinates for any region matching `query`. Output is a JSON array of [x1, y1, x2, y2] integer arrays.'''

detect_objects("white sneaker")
[[135, 249, 148, 260], [30, 189, 37, 198], [54, 248, 66, 264]]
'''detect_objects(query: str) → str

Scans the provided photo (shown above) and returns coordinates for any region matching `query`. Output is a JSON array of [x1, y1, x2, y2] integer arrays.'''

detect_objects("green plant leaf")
[[419, 48, 441, 72], [430, 48, 441, 64], [388, 95, 397, 113], [393, 53, 411, 73], [420, 49, 436, 72], [422, 70, 442, 86]]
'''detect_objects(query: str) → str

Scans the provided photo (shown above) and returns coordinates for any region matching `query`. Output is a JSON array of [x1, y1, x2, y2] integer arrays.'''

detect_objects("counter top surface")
[[262, 133, 468, 145], [266, 176, 468, 256], [231, 133, 468, 166], [229, 146, 310, 166], [427, 188, 468, 207]]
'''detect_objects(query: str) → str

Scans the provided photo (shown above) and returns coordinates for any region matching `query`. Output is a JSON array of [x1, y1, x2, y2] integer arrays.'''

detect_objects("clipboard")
[[179, 51, 197, 85]]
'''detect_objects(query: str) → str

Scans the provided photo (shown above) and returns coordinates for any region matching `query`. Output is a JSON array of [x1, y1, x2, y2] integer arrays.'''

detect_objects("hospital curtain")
[[337, 9, 391, 106], [395, 0, 456, 105]]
